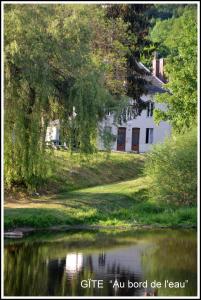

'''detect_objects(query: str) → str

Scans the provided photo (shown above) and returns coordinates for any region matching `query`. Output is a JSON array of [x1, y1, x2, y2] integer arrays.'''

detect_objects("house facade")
[[46, 57, 171, 153], [98, 99, 171, 153], [98, 58, 171, 153]]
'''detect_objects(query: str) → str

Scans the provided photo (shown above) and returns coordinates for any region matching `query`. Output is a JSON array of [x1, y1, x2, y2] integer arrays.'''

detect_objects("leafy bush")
[[101, 127, 116, 153], [144, 127, 197, 206]]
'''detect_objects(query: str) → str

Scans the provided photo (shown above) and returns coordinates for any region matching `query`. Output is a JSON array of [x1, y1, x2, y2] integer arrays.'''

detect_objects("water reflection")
[[43, 249, 144, 296], [66, 253, 83, 274], [4, 229, 197, 296]]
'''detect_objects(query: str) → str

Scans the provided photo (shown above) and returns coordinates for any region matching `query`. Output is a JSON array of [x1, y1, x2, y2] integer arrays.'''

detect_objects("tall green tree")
[[105, 4, 153, 101], [153, 6, 197, 131], [4, 5, 55, 189], [4, 4, 130, 189]]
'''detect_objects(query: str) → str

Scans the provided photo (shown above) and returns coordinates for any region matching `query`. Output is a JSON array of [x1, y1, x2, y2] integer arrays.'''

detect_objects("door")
[[117, 127, 126, 151], [132, 128, 140, 152]]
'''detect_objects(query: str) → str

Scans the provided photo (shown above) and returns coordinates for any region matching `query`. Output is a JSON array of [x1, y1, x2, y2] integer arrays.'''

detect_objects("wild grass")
[[42, 150, 145, 193], [4, 175, 196, 230]]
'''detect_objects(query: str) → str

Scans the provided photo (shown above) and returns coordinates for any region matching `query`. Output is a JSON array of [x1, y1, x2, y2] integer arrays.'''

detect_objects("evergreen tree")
[[105, 4, 154, 100]]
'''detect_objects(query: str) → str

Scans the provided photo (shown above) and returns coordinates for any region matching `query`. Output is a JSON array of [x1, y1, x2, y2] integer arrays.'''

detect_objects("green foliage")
[[100, 127, 116, 153], [105, 4, 154, 100], [68, 72, 112, 153], [4, 5, 55, 190], [148, 4, 188, 24], [144, 127, 197, 206], [142, 4, 194, 67], [150, 18, 175, 58], [4, 4, 131, 189], [152, 6, 197, 131]]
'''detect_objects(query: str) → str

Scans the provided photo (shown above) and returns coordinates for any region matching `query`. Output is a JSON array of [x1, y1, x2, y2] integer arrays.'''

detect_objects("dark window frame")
[[147, 102, 154, 117], [146, 128, 154, 144]]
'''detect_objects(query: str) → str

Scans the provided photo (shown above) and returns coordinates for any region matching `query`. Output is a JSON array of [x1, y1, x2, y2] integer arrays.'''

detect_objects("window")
[[105, 108, 111, 116], [147, 102, 154, 117], [117, 127, 126, 146], [146, 128, 154, 144]]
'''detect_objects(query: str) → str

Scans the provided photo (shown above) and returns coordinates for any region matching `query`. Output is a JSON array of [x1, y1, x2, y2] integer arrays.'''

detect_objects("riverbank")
[[4, 224, 197, 239], [4, 151, 197, 230], [4, 177, 196, 230]]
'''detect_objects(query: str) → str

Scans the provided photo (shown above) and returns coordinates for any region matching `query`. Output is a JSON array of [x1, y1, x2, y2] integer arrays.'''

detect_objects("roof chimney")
[[152, 52, 166, 82]]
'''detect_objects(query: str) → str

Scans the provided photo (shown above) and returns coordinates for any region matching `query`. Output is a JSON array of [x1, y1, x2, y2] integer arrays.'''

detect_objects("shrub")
[[144, 127, 197, 206], [100, 127, 116, 153]]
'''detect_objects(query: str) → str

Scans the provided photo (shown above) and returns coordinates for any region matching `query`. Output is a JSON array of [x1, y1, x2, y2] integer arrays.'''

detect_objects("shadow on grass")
[[49, 153, 145, 192], [4, 184, 150, 229], [25, 187, 149, 211], [6, 173, 196, 229]]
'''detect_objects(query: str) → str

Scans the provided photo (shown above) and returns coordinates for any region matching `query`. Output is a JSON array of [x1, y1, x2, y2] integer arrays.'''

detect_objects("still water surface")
[[4, 229, 197, 296]]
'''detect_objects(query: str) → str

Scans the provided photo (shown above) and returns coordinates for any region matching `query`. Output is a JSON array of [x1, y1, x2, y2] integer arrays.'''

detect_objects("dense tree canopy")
[[4, 4, 130, 188], [5, 4, 151, 189], [152, 6, 197, 131], [147, 4, 187, 24], [4, 4, 198, 190], [106, 4, 153, 100]]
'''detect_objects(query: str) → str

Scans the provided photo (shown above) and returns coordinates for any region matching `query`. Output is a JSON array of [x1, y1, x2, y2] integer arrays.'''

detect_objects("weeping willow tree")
[[4, 4, 131, 190], [4, 5, 56, 189]]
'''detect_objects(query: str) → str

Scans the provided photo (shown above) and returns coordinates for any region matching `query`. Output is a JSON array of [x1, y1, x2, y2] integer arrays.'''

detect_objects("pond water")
[[4, 229, 197, 297]]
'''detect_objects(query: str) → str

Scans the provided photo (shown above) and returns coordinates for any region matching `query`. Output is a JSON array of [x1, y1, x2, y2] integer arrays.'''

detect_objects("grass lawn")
[[4, 151, 196, 230], [43, 150, 145, 193]]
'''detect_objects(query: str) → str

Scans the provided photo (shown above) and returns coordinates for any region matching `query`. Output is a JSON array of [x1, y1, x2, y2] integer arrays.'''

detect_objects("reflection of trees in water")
[[104, 264, 142, 296], [141, 237, 197, 296], [4, 246, 149, 296], [4, 231, 196, 296], [87, 255, 93, 272], [62, 253, 143, 296], [4, 244, 48, 296], [47, 258, 66, 295], [8, 249, 143, 296], [98, 252, 106, 266]]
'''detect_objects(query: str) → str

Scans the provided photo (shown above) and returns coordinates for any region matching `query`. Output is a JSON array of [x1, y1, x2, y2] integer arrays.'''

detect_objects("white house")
[[98, 56, 171, 153], [46, 56, 171, 153]]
